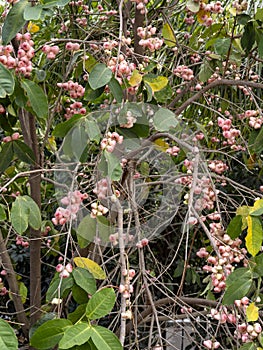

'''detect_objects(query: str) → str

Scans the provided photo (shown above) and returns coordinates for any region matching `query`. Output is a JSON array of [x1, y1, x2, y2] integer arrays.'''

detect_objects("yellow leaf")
[[143, 75, 168, 92], [46, 136, 57, 152], [129, 69, 142, 87], [162, 23, 176, 47], [153, 138, 169, 152], [246, 302, 259, 322], [74, 257, 106, 279], [249, 199, 263, 216], [246, 215, 263, 257], [197, 9, 211, 24], [28, 21, 40, 33], [228, 6, 237, 16]]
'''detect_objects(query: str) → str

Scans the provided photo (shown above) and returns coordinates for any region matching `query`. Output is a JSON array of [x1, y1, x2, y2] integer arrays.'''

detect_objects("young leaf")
[[246, 302, 259, 322], [30, 319, 72, 350], [72, 267, 96, 295], [86, 288, 116, 320], [2, 0, 29, 45], [90, 325, 122, 350], [0, 142, 14, 172], [89, 63, 112, 90], [0, 63, 15, 98], [59, 323, 92, 349], [162, 23, 176, 47], [0, 318, 18, 350], [73, 257, 106, 279], [246, 215, 263, 257], [0, 205, 7, 221], [21, 79, 48, 119], [153, 108, 178, 131]]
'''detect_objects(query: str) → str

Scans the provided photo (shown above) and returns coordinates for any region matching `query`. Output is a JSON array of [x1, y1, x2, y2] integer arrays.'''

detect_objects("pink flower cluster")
[[130, 0, 148, 14], [56, 263, 73, 278], [245, 110, 263, 129], [108, 55, 136, 82], [2, 132, 19, 143], [57, 80, 85, 98], [136, 238, 149, 248], [166, 146, 180, 156], [16, 235, 29, 248], [65, 42, 80, 51], [42, 45, 60, 60], [100, 131, 123, 153], [203, 339, 220, 349], [208, 160, 228, 174], [174, 65, 194, 81], [235, 321, 262, 343], [64, 101, 86, 120], [187, 1, 223, 27], [119, 269, 136, 299], [52, 190, 88, 225], [90, 202, 108, 218], [137, 25, 163, 51], [217, 116, 241, 147], [232, 0, 248, 14], [209, 305, 237, 324], [93, 178, 109, 200]]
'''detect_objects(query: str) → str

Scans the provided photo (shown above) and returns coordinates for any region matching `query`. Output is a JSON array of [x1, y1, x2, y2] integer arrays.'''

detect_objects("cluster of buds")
[[246, 110, 263, 129], [100, 131, 123, 153], [119, 269, 135, 299], [42, 45, 60, 60], [174, 65, 194, 81], [103, 39, 118, 51], [203, 339, 220, 349], [16, 235, 29, 248], [235, 321, 262, 343], [197, 224, 247, 293], [65, 42, 80, 51], [57, 80, 85, 98], [209, 305, 237, 324], [93, 178, 109, 200], [130, 0, 148, 14], [64, 101, 86, 119], [166, 146, 180, 156], [187, 1, 223, 27], [2, 132, 20, 143], [52, 190, 88, 225], [16, 33, 35, 76], [56, 262, 73, 278], [108, 55, 136, 81], [208, 160, 228, 174], [137, 25, 163, 51], [136, 238, 149, 248], [120, 111, 137, 129], [217, 115, 241, 146], [232, 0, 248, 14], [90, 202, 108, 218]]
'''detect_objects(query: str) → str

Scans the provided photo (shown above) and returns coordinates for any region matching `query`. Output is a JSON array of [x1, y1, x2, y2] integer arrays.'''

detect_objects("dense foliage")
[[0, 0, 263, 349]]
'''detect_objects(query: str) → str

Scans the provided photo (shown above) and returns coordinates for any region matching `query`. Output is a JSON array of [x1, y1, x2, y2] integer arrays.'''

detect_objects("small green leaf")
[[227, 215, 243, 239], [108, 77, 123, 103], [0, 205, 6, 221], [90, 325, 122, 350], [71, 123, 88, 160], [59, 323, 92, 349], [0, 63, 15, 98], [104, 151, 122, 181], [72, 285, 90, 304], [214, 38, 231, 56], [246, 215, 263, 256], [52, 115, 83, 138], [153, 108, 178, 131], [89, 64, 112, 90], [18, 281, 27, 304], [0, 318, 18, 350], [2, 0, 28, 45], [21, 79, 48, 120], [72, 268, 96, 295], [249, 199, 263, 216], [46, 274, 74, 302], [186, 0, 200, 13], [13, 140, 35, 165], [86, 288, 116, 320], [0, 142, 14, 172], [223, 268, 252, 305], [30, 319, 72, 350], [162, 23, 176, 47], [238, 342, 257, 350]]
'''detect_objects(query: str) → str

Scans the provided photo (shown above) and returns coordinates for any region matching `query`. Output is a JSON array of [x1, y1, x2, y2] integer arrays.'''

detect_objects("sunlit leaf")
[[246, 215, 263, 256], [246, 302, 259, 322], [74, 257, 106, 279]]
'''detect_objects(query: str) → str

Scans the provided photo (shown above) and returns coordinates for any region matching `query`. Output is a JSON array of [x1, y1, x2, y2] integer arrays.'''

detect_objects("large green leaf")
[[108, 77, 123, 103], [245, 215, 263, 257], [23, 195, 41, 230], [90, 326, 122, 350], [59, 323, 92, 349], [98, 152, 122, 181], [21, 80, 48, 120], [223, 268, 252, 305], [30, 319, 72, 350], [0, 63, 15, 98], [0, 318, 18, 350], [52, 115, 83, 138], [2, 0, 28, 45], [23, 5, 43, 20], [89, 64, 112, 90], [85, 119, 101, 143], [10, 196, 30, 234], [86, 288, 116, 320], [46, 273, 74, 302], [241, 21, 256, 53], [72, 267, 96, 295], [153, 108, 178, 131], [0, 142, 14, 172], [227, 215, 242, 239], [68, 303, 87, 324]]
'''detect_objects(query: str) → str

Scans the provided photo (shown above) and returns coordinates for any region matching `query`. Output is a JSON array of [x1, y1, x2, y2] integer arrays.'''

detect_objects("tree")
[[0, 0, 263, 349]]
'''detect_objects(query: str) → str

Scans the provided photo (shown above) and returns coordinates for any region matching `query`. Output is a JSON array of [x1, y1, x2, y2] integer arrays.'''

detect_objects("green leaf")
[[21, 79, 48, 120], [0, 63, 15, 98], [153, 108, 178, 131], [59, 323, 92, 349], [18, 281, 27, 304], [199, 61, 213, 83], [154, 84, 173, 103], [12, 140, 35, 165], [68, 304, 87, 324], [89, 64, 112, 90], [86, 288, 116, 320], [143, 75, 168, 92], [85, 119, 101, 143], [72, 285, 90, 304], [227, 215, 243, 239], [246, 302, 259, 322], [98, 152, 122, 181], [71, 123, 88, 160], [90, 325, 122, 350], [129, 69, 142, 87], [238, 343, 257, 350], [246, 215, 263, 256], [249, 199, 263, 216], [0, 142, 14, 172], [41, 0, 70, 8], [77, 214, 96, 248], [162, 23, 176, 47], [241, 22, 256, 53], [186, 0, 200, 13], [72, 268, 96, 295], [108, 77, 123, 103], [1, 0, 28, 45], [254, 254, 263, 276], [0, 318, 18, 350], [73, 257, 106, 280], [23, 195, 41, 230], [255, 8, 263, 21], [0, 205, 7, 221], [52, 115, 83, 138], [214, 38, 231, 56], [223, 268, 252, 305], [237, 13, 251, 25], [30, 319, 72, 350], [23, 5, 43, 20], [254, 125, 263, 153], [10, 196, 30, 234], [46, 274, 74, 302]]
